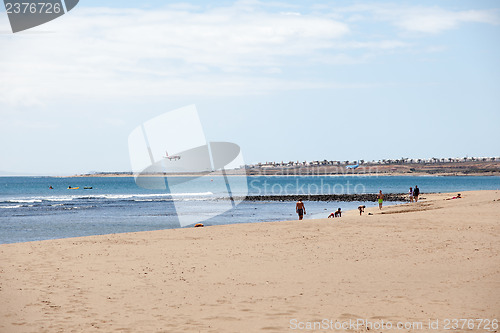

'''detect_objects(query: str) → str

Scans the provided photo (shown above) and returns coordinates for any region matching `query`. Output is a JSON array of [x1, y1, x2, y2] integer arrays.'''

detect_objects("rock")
[[225, 193, 407, 202]]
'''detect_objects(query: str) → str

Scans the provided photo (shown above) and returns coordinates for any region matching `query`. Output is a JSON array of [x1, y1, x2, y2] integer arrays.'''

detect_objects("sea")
[[1, 175, 499, 244]]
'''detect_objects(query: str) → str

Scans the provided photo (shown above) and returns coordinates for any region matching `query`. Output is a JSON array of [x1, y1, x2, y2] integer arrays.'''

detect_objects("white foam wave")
[[0, 205, 21, 209], [45, 197, 74, 202], [76, 192, 214, 200], [7, 199, 42, 203], [1, 192, 214, 204]]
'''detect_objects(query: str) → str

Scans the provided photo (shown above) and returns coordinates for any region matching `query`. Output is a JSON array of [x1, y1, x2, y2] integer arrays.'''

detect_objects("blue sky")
[[0, 0, 499, 175]]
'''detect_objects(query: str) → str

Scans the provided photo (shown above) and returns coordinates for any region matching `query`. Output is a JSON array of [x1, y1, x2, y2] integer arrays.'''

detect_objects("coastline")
[[57, 159, 500, 178], [66, 172, 500, 177], [1, 190, 499, 332], [1, 172, 498, 178]]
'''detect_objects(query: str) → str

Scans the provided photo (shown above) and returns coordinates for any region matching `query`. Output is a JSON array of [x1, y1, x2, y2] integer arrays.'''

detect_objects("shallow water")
[[1, 175, 499, 244]]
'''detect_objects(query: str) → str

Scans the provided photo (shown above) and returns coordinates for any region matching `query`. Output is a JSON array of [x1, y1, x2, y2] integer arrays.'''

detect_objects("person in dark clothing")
[[413, 185, 420, 202]]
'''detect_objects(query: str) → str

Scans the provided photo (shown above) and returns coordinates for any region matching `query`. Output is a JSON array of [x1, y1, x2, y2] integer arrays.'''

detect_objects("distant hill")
[[71, 160, 500, 177], [245, 160, 500, 176]]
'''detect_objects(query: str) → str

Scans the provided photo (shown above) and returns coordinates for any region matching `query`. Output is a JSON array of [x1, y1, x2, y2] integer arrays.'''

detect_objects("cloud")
[[0, 2, 498, 107], [0, 3, 351, 106], [336, 4, 500, 34], [392, 8, 500, 34], [331, 40, 410, 50]]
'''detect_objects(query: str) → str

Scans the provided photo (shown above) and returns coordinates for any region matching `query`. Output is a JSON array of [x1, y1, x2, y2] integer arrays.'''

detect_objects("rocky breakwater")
[[232, 193, 408, 202]]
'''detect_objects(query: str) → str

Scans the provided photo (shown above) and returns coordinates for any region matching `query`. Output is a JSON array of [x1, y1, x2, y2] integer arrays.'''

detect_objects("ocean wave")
[[133, 197, 214, 202], [45, 197, 74, 202], [0, 192, 215, 204], [71, 192, 214, 200], [0, 205, 22, 209], [7, 199, 42, 203]]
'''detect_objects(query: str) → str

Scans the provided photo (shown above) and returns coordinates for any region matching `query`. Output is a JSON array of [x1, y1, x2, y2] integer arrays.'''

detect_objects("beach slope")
[[1, 190, 499, 332]]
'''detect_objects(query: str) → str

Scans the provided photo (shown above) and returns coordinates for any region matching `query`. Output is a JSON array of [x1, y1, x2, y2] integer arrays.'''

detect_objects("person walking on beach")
[[413, 185, 420, 202], [409, 187, 414, 202], [296, 199, 306, 220], [378, 190, 384, 210]]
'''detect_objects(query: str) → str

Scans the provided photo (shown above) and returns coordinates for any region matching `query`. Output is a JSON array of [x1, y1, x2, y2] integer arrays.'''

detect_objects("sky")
[[0, 0, 499, 175]]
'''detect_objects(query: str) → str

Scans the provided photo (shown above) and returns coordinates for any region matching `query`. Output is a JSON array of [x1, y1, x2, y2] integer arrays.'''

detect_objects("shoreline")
[[67, 172, 500, 177], [0, 196, 405, 245], [63, 160, 500, 177], [1, 190, 499, 332], [3, 172, 500, 178]]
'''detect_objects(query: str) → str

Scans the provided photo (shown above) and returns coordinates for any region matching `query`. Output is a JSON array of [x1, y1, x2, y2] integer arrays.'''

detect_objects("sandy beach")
[[1, 190, 499, 332]]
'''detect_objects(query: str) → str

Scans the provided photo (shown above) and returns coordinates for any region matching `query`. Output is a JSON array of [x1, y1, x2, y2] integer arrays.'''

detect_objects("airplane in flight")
[[164, 150, 181, 161], [346, 161, 360, 169]]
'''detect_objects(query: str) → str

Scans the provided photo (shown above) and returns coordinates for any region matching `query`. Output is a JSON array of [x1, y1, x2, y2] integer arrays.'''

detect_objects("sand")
[[1, 190, 499, 332]]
